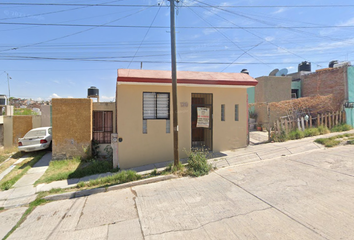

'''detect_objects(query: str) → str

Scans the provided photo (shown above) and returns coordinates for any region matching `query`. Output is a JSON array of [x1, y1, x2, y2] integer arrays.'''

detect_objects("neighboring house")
[[253, 76, 293, 126], [115, 69, 257, 169], [300, 62, 354, 126], [51, 98, 115, 160]]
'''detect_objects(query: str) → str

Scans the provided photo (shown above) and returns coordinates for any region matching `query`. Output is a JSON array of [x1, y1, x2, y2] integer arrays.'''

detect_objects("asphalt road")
[[6, 145, 354, 240]]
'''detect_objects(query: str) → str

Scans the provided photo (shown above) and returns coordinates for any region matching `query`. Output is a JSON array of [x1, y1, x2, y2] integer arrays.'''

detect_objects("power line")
[[0, 6, 153, 53], [1, 21, 354, 29], [0, 0, 125, 21], [127, 2, 163, 68], [1, 3, 354, 8], [0, 55, 331, 65]]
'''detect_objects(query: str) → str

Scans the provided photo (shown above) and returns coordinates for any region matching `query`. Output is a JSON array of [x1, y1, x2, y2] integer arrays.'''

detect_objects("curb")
[[43, 174, 177, 201]]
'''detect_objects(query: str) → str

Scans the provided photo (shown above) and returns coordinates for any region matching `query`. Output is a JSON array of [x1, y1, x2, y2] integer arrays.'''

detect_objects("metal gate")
[[191, 93, 213, 150]]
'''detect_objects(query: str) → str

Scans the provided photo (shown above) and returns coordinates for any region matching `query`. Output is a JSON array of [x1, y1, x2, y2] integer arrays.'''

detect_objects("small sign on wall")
[[197, 107, 209, 128]]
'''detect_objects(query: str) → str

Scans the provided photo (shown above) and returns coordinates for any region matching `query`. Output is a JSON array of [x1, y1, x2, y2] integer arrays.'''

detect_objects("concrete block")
[[108, 219, 143, 240], [78, 172, 112, 182], [0, 207, 27, 240], [8, 199, 76, 240], [43, 192, 75, 201], [50, 225, 108, 240], [74, 188, 106, 198], [76, 189, 137, 230], [107, 175, 177, 192]]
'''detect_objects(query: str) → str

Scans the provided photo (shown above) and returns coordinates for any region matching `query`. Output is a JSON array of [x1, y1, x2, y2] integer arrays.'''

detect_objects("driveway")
[[6, 145, 354, 240]]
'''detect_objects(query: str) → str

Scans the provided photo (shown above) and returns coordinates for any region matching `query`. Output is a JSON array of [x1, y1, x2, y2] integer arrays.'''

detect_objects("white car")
[[18, 127, 52, 152]]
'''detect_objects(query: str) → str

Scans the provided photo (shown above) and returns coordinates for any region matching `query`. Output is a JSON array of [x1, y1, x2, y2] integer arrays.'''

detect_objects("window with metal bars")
[[235, 104, 239, 121], [221, 104, 225, 121], [93, 111, 113, 143], [143, 92, 170, 120]]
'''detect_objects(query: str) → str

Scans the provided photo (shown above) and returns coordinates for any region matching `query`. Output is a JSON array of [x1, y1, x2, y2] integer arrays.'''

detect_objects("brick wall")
[[52, 98, 92, 160], [302, 66, 347, 110]]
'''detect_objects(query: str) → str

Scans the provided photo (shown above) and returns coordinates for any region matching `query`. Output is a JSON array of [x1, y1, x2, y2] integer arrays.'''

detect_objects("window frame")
[[221, 104, 225, 121], [235, 104, 239, 121], [143, 92, 170, 120]]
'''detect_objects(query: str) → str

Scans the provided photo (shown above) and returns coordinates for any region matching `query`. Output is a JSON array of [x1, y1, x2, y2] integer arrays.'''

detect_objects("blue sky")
[[1, 0, 354, 101]]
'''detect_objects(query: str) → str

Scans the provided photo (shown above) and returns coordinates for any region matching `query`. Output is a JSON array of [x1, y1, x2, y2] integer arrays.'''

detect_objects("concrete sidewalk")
[[39, 129, 354, 193], [2, 129, 353, 208], [0, 152, 52, 209]]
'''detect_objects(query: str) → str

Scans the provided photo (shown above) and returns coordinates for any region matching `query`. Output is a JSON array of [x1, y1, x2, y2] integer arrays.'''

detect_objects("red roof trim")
[[117, 77, 257, 86]]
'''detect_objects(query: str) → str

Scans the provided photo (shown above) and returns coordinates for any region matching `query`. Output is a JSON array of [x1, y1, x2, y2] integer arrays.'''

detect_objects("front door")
[[191, 93, 213, 150]]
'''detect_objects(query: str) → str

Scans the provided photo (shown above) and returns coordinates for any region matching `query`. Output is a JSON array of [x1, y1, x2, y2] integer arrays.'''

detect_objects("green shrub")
[[315, 138, 326, 145], [186, 151, 212, 177], [287, 129, 304, 140], [317, 126, 330, 135], [324, 139, 340, 147], [271, 130, 287, 142], [330, 124, 353, 132], [304, 128, 320, 137]]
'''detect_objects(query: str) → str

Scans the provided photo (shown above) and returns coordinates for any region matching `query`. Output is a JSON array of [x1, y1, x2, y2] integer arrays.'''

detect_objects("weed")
[[186, 150, 212, 177], [91, 140, 100, 159], [331, 124, 353, 132], [324, 139, 340, 147], [315, 137, 340, 147], [77, 181, 85, 188], [104, 145, 113, 160], [0, 151, 46, 190], [75, 170, 141, 189], [347, 140, 354, 145], [304, 128, 320, 137], [3, 197, 48, 240], [35, 158, 116, 185], [315, 138, 326, 145], [287, 129, 304, 140], [317, 126, 330, 135], [150, 168, 158, 176], [271, 130, 287, 142]]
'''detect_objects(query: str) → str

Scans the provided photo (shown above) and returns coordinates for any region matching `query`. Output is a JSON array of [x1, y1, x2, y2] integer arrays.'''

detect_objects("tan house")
[[115, 69, 257, 169]]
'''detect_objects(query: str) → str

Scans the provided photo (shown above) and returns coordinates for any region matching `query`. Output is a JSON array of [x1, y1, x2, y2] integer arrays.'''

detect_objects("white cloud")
[[52, 80, 60, 84], [49, 93, 61, 99], [272, 7, 286, 15], [203, 2, 230, 18], [320, 17, 354, 36], [265, 36, 275, 42], [36, 97, 43, 101], [100, 96, 115, 102]]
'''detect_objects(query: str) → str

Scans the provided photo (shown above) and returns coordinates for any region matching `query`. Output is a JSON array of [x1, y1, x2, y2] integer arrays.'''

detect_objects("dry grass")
[[0, 152, 46, 190]]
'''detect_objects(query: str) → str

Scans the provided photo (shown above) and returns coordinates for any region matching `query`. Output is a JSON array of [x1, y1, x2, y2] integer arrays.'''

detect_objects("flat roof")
[[117, 69, 258, 87]]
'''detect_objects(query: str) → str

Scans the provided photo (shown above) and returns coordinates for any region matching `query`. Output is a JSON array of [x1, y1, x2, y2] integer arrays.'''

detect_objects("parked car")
[[18, 127, 52, 152]]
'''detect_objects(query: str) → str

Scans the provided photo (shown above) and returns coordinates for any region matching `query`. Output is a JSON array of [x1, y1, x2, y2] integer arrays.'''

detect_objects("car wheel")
[[49, 141, 52, 151]]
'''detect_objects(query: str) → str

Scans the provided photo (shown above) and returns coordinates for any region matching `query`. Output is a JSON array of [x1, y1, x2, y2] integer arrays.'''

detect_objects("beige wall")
[[116, 84, 248, 169], [52, 98, 92, 160], [41, 105, 52, 127], [255, 76, 292, 125], [4, 116, 13, 148], [32, 115, 42, 129]]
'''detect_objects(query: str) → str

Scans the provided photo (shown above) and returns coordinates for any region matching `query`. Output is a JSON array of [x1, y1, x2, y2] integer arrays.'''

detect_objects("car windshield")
[[24, 130, 46, 138]]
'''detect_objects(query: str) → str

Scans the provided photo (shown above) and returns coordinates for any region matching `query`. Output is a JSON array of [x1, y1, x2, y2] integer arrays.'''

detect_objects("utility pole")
[[6, 72, 11, 104], [169, 0, 179, 166]]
